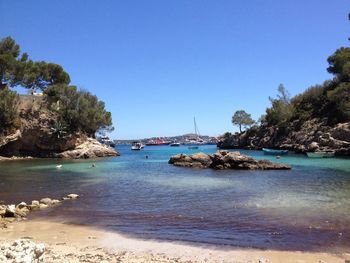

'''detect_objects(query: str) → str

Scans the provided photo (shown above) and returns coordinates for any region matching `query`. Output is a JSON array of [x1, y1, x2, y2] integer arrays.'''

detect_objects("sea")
[[0, 145, 349, 252]]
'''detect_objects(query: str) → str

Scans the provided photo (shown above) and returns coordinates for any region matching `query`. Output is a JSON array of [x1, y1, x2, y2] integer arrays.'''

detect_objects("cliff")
[[218, 119, 350, 156], [0, 95, 119, 159]]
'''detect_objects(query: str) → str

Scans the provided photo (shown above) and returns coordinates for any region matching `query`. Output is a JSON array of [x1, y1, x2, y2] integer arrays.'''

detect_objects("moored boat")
[[184, 117, 206, 147], [307, 151, 335, 158], [131, 141, 144, 150], [188, 146, 199, 150], [145, 138, 171, 146], [170, 141, 180, 147], [262, 148, 288, 155], [98, 136, 116, 147]]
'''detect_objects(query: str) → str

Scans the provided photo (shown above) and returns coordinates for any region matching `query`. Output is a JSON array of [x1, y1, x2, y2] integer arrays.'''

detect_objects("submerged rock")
[[169, 151, 291, 170]]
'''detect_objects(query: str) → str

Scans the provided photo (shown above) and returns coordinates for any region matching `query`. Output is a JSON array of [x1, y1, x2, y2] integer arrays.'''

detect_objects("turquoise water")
[[0, 145, 350, 252]]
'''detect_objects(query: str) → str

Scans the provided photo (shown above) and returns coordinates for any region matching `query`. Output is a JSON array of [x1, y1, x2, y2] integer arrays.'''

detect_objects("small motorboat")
[[307, 151, 335, 158], [170, 142, 180, 147], [98, 136, 116, 147], [188, 146, 199, 150], [262, 148, 288, 155], [131, 141, 144, 150], [56, 165, 63, 169]]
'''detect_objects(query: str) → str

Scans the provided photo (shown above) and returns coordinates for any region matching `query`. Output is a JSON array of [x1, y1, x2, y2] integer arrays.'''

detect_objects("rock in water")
[[4, 205, 16, 217], [40, 198, 52, 205], [169, 151, 291, 170], [0, 205, 6, 217], [66, 194, 79, 199], [54, 138, 119, 159], [168, 153, 211, 168]]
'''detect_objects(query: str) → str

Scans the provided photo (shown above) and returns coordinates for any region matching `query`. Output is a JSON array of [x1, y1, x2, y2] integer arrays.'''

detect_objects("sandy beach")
[[1, 219, 349, 263]]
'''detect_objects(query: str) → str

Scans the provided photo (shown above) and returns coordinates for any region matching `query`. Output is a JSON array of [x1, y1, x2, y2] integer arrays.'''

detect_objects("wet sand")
[[1, 219, 349, 263]]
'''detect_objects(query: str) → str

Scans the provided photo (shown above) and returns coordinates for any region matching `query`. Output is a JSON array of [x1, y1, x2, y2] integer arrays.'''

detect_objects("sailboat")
[[185, 117, 205, 149]]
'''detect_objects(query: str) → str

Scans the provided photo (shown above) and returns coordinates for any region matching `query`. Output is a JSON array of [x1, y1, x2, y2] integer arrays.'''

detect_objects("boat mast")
[[194, 117, 200, 138]]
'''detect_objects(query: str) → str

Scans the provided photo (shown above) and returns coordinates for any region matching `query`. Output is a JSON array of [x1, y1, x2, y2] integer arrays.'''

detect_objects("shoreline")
[[1, 219, 349, 263]]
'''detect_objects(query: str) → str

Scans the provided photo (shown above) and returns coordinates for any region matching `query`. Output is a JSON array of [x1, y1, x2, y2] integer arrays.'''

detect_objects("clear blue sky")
[[0, 0, 349, 139]]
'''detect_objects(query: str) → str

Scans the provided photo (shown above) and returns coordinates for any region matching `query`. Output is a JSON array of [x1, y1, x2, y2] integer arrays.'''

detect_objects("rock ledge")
[[169, 151, 291, 170], [54, 138, 119, 159]]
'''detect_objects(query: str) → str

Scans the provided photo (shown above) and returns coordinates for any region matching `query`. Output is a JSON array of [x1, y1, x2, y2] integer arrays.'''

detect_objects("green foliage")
[[264, 48, 350, 127], [44, 85, 113, 136], [0, 36, 70, 91], [50, 121, 67, 139], [265, 84, 293, 127], [0, 88, 20, 134], [22, 61, 70, 91], [0, 37, 113, 137], [327, 47, 350, 81], [0, 37, 26, 89], [291, 85, 328, 121], [326, 82, 350, 123], [232, 110, 255, 133]]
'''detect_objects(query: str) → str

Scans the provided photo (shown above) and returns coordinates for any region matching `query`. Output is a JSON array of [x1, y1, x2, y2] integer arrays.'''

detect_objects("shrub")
[[44, 85, 113, 136], [0, 88, 20, 134]]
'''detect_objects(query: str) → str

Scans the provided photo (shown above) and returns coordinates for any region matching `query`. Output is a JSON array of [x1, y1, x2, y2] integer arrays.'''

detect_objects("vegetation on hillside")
[[0, 36, 113, 137], [263, 47, 350, 129], [0, 87, 20, 135], [44, 85, 113, 137]]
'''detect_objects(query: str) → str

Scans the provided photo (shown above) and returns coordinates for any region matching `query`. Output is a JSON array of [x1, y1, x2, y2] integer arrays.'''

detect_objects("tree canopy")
[[265, 84, 293, 127], [263, 47, 350, 127], [0, 87, 20, 134], [0, 36, 113, 137], [44, 85, 113, 137], [0, 36, 70, 91], [327, 47, 350, 82], [232, 110, 255, 133]]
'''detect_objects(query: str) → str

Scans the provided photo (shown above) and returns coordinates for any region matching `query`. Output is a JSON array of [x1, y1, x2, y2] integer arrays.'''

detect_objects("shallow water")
[[0, 145, 350, 252]]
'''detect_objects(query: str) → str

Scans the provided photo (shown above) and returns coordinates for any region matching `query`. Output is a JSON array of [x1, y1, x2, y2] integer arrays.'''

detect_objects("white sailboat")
[[185, 117, 205, 148]]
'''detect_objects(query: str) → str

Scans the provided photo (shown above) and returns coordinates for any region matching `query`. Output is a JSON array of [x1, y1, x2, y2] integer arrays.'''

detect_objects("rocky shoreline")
[[169, 151, 291, 170], [0, 194, 79, 228], [218, 119, 350, 156], [0, 136, 120, 161], [0, 96, 119, 160]]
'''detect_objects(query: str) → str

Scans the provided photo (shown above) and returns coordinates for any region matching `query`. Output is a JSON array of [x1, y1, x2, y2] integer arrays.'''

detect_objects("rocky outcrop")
[[218, 119, 350, 156], [0, 96, 119, 159], [169, 151, 291, 170], [0, 130, 21, 148], [54, 138, 119, 159], [0, 193, 80, 222]]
